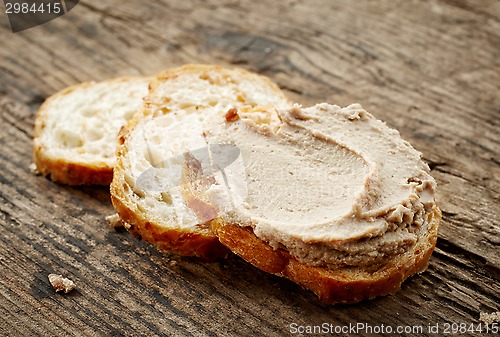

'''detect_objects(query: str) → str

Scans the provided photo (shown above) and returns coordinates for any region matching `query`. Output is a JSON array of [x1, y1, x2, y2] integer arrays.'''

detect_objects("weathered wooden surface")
[[0, 0, 499, 336]]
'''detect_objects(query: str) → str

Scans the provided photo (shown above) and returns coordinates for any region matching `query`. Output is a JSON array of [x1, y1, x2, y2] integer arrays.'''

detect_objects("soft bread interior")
[[33, 77, 149, 184], [120, 110, 212, 232], [145, 64, 291, 117]]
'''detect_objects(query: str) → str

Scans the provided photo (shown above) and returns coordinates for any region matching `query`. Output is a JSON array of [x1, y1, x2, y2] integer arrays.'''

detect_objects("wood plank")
[[0, 0, 498, 335]]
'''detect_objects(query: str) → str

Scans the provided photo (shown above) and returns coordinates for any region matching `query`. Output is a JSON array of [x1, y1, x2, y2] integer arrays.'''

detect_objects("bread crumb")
[[105, 213, 130, 229], [169, 260, 177, 266], [48, 274, 76, 294], [480, 311, 500, 325], [225, 108, 239, 122], [29, 163, 40, 175]]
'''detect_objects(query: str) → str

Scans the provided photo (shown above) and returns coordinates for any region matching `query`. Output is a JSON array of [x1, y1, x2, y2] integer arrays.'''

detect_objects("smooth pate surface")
[[202, 103, 437, 267]]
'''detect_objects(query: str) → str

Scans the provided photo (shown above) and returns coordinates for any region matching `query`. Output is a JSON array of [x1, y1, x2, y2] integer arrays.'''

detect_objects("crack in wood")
[[439, 0, 500, 23], [436, 238, 500, 277]]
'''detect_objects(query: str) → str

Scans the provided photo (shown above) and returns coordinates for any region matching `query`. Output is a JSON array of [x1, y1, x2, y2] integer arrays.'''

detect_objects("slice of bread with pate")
[[183, 103, 440, 304], [110, 65, 292, 260], [33, 77, 150, 185]]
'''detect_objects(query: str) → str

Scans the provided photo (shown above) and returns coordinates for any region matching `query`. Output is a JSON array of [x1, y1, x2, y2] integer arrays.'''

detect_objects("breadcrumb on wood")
[[105, 213, 130, 229], [480, 311, 500, 325], [48, 274, 76, 294]]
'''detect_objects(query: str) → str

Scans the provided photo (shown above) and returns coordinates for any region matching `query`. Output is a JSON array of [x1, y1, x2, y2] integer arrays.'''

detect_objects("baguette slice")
[[33, 77, 150, 185], [185, 103, 441, 304], [110, 65, 291, 260]]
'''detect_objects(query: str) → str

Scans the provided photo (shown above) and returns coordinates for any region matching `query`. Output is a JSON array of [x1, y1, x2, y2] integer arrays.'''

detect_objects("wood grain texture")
[[0, 0, 498, 336]]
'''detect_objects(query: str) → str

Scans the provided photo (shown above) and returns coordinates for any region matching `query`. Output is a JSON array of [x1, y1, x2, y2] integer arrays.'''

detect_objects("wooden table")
[[1, 1, 498, 336]]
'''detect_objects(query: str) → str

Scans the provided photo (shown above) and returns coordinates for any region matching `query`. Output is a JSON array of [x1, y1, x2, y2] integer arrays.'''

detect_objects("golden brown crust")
[[33, 152, 113, 185], [33, 77, 146, 186], [211, 206, 441, 304]]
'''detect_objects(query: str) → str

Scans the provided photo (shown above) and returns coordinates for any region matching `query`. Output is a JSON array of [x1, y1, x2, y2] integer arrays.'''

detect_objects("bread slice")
[[183, 103, 441, 304], [211, 206, 440, 304], [33, 77, 150, 185], [110, 65, 291, 260]]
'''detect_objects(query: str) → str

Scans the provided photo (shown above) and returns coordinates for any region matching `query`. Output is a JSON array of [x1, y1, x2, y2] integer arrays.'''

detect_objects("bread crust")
[[33, 77, 146, 186], [211, 206, 441, 304], [33, 154, 114, 186]]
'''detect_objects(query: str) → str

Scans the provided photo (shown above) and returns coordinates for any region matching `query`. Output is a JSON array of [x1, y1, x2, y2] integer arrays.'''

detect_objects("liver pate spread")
[[202, 103, 437, 268]]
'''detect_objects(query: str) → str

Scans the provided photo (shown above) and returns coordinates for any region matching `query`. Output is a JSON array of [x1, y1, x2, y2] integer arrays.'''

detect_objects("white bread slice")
[[33, 77, 150, 185], [110, 65, 291, 260]]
